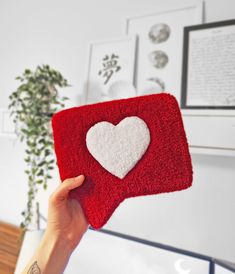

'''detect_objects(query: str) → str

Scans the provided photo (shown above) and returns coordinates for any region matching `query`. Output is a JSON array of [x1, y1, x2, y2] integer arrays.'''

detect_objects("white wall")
[[0, 0, 235, 263]]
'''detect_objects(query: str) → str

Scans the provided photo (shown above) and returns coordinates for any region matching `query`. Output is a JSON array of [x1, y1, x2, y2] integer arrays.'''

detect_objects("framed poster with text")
[[181, 19, 235, 109]]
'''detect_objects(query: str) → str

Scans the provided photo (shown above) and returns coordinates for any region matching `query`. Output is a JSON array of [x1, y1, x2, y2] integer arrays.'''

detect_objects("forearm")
[[21, 230, 74, 274]]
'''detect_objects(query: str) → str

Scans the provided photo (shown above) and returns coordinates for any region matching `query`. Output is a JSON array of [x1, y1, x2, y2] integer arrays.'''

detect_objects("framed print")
[[213, 259, 235, 274], [126, 1, 203, 103], [181, 19, 235, 109], [0, 108, 16, 138], [65, 228, 212, 274], [85, 36, 137, 104]]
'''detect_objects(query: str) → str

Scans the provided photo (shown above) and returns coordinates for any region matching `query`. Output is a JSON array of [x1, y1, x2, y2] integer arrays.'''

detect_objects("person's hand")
[[45, 175, 89, 251], [22, 175, 88, 274]]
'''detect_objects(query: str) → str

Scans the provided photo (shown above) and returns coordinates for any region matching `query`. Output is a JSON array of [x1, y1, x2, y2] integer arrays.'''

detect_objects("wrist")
[[42, 229, 74, 256], [43, 227, 86, 254]]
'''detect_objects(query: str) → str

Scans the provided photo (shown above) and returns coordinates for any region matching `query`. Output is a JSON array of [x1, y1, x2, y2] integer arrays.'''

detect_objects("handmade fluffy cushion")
[[52, 93, 193, 229]]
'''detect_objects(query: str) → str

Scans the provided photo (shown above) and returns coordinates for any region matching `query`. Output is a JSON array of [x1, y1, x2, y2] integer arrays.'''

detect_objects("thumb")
[[51, 175, 85, 203]]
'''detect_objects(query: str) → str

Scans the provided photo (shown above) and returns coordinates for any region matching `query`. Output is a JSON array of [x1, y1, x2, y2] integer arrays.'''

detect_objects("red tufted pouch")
[[51, 93, 193, 229]]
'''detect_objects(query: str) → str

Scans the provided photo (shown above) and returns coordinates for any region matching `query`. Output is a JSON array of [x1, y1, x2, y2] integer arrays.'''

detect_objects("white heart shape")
[[86, 116, 150, 179]]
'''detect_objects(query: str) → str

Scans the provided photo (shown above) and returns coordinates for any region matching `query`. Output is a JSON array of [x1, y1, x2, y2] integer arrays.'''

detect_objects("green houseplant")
[[8, 65, 69, 229]]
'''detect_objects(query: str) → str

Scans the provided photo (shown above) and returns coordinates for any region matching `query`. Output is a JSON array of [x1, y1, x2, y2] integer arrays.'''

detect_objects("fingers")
[[50, 175, 85, 203]]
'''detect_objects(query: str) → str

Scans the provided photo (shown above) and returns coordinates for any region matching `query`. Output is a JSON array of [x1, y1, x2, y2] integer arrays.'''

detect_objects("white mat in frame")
[[125, 0, 203, 102]]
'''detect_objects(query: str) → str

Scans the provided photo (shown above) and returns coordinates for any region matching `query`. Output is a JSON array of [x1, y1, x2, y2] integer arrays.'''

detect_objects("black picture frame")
[[213, 258, 235, 273], [66, 227, 235, 273], [93, 228, 214, 274], [181, 19, 235, 109]]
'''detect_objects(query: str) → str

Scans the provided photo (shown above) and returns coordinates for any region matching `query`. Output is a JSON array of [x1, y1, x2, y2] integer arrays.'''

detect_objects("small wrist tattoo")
[[27, 261, 41, 274]]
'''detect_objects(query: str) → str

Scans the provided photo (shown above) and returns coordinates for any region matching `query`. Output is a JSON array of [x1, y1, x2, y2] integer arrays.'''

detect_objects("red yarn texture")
[[52, 93, 193, 229]]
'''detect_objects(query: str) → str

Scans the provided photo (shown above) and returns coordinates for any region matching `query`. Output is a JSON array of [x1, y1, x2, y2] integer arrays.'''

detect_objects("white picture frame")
[[0, 108, 16, 139], [85, 36, 137, 104], [125, 0, 203, 103]]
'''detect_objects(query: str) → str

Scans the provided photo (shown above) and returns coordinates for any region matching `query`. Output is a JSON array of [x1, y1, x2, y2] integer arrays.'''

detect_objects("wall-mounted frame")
[[85, 36, 137, 104], [125, 0, 203, 103], [65, 228, 213, 274], [0, 108, 16, 139], [181, 19, 235, 110], [213, 258, 235, 273]]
